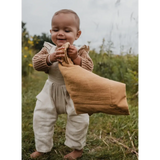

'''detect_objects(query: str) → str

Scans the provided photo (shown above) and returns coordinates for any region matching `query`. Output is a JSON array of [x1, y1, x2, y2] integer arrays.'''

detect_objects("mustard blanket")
[[58, 42, 129, 116]]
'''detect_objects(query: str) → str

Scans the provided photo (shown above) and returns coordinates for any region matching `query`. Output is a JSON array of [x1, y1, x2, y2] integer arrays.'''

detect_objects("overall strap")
[[43, 41, 56, 53]]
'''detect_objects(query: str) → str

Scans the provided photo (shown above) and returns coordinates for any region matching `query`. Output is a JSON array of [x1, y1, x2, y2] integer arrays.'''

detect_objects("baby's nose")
[[58, 31, 64, 36]]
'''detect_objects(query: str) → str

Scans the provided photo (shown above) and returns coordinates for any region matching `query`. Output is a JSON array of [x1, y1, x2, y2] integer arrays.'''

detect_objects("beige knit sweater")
[[32, 44, 94, 73]]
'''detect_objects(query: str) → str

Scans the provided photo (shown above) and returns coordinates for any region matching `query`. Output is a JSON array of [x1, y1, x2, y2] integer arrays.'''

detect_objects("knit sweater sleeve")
[[32, 47, 51, 73], [78, 45, 94, 72]]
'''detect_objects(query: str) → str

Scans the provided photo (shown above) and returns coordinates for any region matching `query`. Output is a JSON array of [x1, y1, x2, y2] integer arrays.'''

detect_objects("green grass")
[[22, 71, 138, 160]]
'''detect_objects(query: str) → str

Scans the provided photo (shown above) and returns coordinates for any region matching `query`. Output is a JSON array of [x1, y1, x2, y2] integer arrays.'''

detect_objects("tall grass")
[[22, 71, 138, 160]]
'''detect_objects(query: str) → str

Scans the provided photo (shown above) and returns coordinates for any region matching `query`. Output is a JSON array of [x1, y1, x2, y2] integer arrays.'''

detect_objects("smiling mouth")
[[57, 39, 66, 41]]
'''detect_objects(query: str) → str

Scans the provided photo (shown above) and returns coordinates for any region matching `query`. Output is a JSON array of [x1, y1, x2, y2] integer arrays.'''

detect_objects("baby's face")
[[50, 13, 81, 47]]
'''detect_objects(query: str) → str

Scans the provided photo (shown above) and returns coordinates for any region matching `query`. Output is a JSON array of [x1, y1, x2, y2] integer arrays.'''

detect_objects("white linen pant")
[[33, 79, 89, 153]]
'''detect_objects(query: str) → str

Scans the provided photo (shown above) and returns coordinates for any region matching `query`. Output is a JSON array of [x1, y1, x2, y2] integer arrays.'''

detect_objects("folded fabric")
[[58, 42, 129, 116]]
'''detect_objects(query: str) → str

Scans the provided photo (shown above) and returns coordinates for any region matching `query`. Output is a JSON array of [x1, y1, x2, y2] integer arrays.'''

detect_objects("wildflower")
[[29, 50, 32, 55], [24, 47, 28, 50], [28, 40, 33, 45], [24, 55, 27, 58], [28, 63, 33, 67]]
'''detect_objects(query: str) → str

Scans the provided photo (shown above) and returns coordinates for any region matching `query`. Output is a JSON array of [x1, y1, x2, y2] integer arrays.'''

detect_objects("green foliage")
[[31, 33, 55, 51], [89, 41, 138, 105], [22, 47, 34, 77]]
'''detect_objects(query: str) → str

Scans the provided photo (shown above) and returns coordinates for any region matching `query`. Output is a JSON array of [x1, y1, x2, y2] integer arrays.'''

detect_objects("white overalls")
[[33, 43, 89, 153]]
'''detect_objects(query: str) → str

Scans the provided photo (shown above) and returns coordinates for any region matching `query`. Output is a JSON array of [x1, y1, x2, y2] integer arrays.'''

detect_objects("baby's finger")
[[68, 46, 73, 50], [56, 54, 65, 59], [67, 46, 73, 50], [57, 59, 63, 63], [57, 46, 65, 51], [56, 50, 65, 55]]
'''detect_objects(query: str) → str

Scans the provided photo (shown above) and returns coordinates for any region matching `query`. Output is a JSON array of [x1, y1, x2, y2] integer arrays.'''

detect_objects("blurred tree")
[[19, 21, 26, 28], [22, 22, 55, 51], [22, 22, 30, 47], [32, 33, 55, 51]]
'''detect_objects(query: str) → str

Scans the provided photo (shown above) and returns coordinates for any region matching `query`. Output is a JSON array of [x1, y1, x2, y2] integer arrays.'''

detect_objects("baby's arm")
[[67, 45, 93, 71], [78, 47, 94, 72], [32, 47, 51, 73]]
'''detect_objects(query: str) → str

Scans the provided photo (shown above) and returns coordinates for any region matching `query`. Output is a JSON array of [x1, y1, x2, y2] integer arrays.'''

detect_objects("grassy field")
[[22, 71, 138, 160]]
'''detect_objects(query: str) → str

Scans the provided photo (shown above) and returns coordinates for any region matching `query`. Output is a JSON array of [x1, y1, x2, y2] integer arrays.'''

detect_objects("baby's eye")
[[52, 29, 58, 32], [65, 30, 70, 33]]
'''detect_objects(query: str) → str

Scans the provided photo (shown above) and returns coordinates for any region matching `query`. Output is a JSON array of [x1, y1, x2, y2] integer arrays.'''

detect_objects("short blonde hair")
[[52, 9, 80, 30]]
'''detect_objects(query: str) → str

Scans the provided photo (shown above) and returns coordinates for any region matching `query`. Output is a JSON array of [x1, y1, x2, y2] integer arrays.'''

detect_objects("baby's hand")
[[67, 45, 78, 60], [50, 46, 65, 63]]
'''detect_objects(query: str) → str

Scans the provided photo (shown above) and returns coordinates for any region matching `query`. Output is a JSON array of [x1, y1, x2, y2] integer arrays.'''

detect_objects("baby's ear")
[[75, 30, 81, 40]]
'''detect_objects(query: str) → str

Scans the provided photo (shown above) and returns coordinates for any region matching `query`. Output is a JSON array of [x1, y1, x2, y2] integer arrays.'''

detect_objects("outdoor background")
[[22, 0, 138, 159]]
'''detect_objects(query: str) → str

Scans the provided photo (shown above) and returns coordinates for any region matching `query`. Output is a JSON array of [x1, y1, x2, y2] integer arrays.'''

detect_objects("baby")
[[30, 9, 93, 159]]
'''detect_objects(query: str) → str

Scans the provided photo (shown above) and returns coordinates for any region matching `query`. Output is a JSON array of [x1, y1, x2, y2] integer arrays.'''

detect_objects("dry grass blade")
[[54, 149, 58, 154], [102, 139, 109, 148], [58, 150, 63, 158], [127, 131, 135, 148], [127, 131, 138, 159], [109, 136, 130, 150], [99, 130, 102, 139]]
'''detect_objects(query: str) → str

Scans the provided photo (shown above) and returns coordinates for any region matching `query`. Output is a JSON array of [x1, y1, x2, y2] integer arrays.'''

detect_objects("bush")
[[22, 47, 34, 77], [89, 48, 138, 105]]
